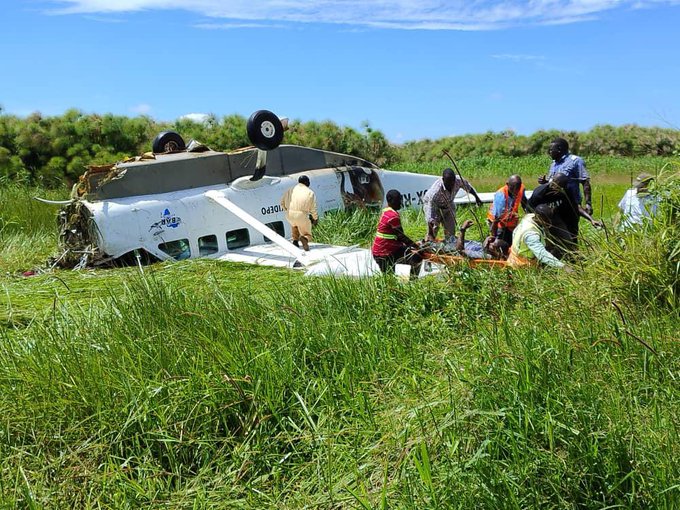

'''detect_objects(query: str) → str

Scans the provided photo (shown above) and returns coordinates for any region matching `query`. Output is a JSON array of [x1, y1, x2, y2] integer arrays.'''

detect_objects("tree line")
[[0, 108, 678, 187]]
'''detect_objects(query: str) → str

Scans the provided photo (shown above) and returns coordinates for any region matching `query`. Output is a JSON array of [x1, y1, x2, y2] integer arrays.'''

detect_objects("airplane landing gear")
[[247, 110, 284, 150], [152, 131, 186, 153]]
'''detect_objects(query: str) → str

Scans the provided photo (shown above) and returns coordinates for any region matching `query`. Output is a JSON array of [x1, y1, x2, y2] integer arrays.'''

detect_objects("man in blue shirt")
[[539, 137, 593, 216]]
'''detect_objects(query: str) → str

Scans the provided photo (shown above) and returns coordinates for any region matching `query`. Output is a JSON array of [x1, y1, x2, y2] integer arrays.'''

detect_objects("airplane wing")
[[217, 242, 383, 277], [206, 189, 406, 277]]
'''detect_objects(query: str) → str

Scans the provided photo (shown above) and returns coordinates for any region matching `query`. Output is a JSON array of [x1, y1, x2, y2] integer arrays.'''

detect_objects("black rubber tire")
[[247, 110, 284, 150], [152, 131, 186, 153]]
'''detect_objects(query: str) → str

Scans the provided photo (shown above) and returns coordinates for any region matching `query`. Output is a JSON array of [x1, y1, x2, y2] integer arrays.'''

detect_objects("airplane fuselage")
[[84, 167, 467, 262], [59, 144, 493, 266]]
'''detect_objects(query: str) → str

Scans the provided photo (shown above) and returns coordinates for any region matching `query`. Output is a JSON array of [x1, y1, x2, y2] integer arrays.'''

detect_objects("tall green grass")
[[392, 155, 676, 179], [0, 185, 68, 274], [1, 262, 678, 507]]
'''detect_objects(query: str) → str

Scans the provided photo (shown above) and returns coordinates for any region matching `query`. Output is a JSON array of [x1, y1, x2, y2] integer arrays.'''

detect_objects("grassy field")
[[1, 156, 679, 508]]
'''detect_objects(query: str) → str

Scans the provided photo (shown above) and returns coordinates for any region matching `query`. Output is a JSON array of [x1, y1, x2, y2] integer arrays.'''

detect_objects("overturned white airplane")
[[54, 111, 494, 277]]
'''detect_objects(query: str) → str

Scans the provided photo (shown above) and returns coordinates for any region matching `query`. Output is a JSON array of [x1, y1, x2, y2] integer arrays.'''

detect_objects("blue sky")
[[1, 1, 679, 142]]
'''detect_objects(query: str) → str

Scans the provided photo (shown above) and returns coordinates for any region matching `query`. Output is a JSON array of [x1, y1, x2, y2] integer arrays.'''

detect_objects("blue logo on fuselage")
[[149, 208, 182, 233]]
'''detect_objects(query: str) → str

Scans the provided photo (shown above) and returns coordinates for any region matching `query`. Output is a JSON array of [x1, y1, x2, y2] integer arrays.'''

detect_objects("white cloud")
[[82, 14, 125, 22], [194, 22, 288, 30], [179, 113, 210, 123], [492, 54, 546, 62], [129, 103, 152, 114], [45, 1, 680, 30]]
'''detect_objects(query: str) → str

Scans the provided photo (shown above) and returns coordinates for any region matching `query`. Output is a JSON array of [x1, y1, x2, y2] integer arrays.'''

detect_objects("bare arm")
[[578, 204, 602, 227], [394, 225, 416, 247], [463, 180, 484, 206], [583, 178, 592, 214], [455, 220, 473, 252], [489, 220, 500, 238]]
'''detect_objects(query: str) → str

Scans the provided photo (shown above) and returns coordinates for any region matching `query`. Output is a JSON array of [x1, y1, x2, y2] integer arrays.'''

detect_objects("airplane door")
[[338, 167, 384, 209]]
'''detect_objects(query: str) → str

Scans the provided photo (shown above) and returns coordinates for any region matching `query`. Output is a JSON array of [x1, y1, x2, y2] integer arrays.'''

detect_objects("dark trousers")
[[547, 217, 578, 260], [373, 246, 423, 278]]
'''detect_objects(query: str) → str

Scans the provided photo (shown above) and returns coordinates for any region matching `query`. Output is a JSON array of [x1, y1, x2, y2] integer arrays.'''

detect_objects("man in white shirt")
[[617, 173, 658, 230]]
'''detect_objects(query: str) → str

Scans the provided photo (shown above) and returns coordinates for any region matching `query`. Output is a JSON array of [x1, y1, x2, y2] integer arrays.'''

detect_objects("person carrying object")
[[539, 137, 593, 214]]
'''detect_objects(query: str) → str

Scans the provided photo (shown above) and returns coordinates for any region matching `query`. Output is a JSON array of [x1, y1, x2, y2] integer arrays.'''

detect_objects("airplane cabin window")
[[158, 239, 191, 260], [263, 221, 285, 243], [198, 234, 219, 256], [226, 228, 250, 250]]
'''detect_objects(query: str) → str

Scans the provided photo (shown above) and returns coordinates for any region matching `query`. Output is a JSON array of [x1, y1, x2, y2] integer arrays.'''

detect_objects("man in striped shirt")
[[424, 168, 483, 243]]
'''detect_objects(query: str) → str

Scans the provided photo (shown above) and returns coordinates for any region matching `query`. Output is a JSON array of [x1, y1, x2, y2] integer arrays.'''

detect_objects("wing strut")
[[205, 190, 311, 266]]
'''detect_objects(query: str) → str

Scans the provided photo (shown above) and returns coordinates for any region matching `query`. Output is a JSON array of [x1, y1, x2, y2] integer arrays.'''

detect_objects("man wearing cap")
[[424, 168, 483, 243], [617, 173, 659, 230], [281, 175, 318, 251], [372, 189, 422, 278], [539, 137, 593, 215]]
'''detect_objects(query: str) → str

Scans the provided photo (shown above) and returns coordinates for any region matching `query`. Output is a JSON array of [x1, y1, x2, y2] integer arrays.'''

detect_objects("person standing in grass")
[[617, 173, 659, 230], [372, 189, 422, 278], [529, 173, 602, 259], [508, 204, 570, 270], [539, 137, 593, 214], [424, 168, 483, 243], [280, 175, 318, 251], [486, 174, 527, 246]]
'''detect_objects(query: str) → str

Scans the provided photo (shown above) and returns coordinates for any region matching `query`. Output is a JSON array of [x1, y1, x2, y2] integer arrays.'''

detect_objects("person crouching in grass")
[[372, 189, 422, 279]]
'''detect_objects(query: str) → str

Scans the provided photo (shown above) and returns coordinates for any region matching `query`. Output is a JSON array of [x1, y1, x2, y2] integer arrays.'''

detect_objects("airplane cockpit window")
[[198, 234, 219, 256], [226, 229, 250, 250], [158, 239, 191, 260], [263, 221, 285, 243]]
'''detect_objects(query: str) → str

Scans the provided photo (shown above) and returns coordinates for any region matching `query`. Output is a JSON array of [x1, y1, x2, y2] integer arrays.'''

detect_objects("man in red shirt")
[[372, 189, 422, 278]]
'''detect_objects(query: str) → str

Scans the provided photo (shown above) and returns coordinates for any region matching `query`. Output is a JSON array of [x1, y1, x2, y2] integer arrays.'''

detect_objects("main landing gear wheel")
[[247, 110, 284, 150], [152, 131, 186, 153]]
